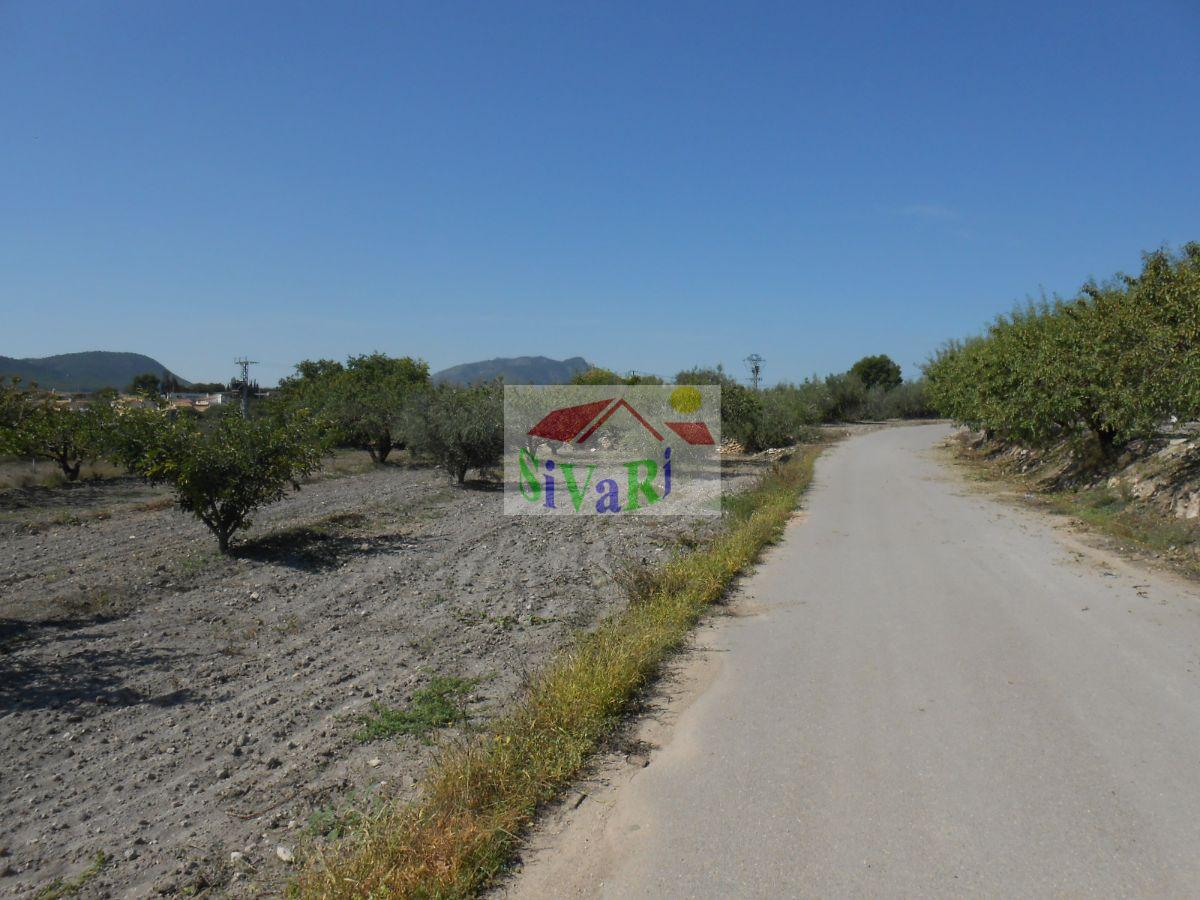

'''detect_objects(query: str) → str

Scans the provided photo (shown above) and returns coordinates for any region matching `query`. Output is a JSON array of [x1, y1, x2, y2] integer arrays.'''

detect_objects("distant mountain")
[[432, 355, 592, 385], [0, 352, 192, 393]]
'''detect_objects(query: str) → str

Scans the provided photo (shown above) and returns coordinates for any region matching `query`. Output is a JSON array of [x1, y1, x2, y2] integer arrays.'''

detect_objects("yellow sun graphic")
[[669, 385, 703, 414]]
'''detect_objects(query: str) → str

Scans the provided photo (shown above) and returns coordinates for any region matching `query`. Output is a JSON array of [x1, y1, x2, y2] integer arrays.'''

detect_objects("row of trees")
[[925, 244, 1200, 456], [2, 350, 930, 551], [128, 372, 229, 396], [0, 365, 504, 552], [272, 353, 503, 479], [572, 357, 932, 452]]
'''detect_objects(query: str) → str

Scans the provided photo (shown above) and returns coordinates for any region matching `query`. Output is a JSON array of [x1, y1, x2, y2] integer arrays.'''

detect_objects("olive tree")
[[409, 383, 503, 483]]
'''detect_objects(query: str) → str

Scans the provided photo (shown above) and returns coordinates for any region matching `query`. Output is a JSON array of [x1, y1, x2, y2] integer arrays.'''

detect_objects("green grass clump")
[[355, 676, 476, 742], [295, 444, 822, 899], [34, 852, 109, 900]]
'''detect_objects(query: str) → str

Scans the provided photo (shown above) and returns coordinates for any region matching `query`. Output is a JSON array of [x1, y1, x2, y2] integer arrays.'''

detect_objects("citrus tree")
[[132, 413, 323, 552]]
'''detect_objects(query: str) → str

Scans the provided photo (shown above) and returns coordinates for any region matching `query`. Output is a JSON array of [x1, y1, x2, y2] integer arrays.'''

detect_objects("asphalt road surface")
[[509, 424, 1200, 898]]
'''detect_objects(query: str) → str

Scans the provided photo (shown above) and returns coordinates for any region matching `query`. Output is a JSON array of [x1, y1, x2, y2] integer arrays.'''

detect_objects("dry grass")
[[294, 445, 822, 898], [0, 457, 125, 492], [307, 448, 430, 483]]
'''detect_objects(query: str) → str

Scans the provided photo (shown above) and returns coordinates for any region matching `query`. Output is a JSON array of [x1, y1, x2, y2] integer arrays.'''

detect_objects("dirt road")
[[510, 424, 1200, 898]]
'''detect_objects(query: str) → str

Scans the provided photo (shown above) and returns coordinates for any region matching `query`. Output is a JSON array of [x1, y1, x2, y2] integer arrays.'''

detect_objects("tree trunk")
[[217, 528, 231, 553], [1094, 426, 1120, 460], [59, 454, 81, 481], [366, 445, 379, 463], [456, 464, 468, 484], [376, 441, 391, 464]]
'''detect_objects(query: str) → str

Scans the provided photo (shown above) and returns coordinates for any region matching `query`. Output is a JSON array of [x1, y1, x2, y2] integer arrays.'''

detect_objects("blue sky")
[[2, 1, 1197, 386]]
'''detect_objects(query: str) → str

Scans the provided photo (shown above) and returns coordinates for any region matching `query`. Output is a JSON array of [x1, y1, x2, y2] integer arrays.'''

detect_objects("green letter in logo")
[[518, 448, 542, 503], [624, 459, 659, 511], [559, 463, 596, 512]]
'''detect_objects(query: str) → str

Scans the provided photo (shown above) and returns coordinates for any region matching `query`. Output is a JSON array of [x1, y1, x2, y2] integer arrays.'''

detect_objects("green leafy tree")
[[674, 365, 727, 386], [409, 383, 503, 483], [849, 354, 902, 392], [570, 367, 626, 386], [821, 372, 868, 421], [748, 384, 818, 448], [0, 395, 114, 481], [0, 376, 29, 430], [104, 404, 173, 473], [675, 367, 754, 448], [132, 413, 322, 552], [128, 372, 162, 397], [276, 353, 429, 462], [925, 243, 1200, 456]]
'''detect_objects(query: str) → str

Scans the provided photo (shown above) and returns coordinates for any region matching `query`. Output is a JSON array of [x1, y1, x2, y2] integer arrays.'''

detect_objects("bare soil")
[[0, 457, 766, 897]]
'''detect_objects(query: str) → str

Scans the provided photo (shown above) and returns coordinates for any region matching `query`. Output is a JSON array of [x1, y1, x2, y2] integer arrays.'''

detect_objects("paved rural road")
[[510, 424, 1200, 898]]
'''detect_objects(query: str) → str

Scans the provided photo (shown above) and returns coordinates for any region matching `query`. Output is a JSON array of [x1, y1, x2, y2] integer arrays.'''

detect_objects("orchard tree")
[[924, 242, 1200, 457], [0, 395, 113, 481], [409, 382, 503, 483], [821, 372, 867, 422], [0, 376, 28, 430], [104, 404, 173, 473], [276, 353, 429, 462], [132, 413, 323, 552]]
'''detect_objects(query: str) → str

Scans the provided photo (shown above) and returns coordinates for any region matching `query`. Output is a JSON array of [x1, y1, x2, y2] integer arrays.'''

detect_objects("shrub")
[[570, 368, 663, 385], [821, 372, 867, 422], [131, 413, 323, 552], [570, 367, 625, 385]]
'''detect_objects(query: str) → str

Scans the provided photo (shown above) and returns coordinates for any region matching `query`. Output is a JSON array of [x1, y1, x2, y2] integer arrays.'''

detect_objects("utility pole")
[[745, 354, 764, 391], [234, 357, 257, 418]]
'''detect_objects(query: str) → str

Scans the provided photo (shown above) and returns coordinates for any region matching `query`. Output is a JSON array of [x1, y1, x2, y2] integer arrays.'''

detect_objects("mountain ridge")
[[0, 351, 192, 392], [432, 355, 591, 385]]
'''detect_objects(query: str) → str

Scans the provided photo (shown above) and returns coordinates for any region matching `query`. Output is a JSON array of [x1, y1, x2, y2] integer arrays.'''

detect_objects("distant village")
[[45, 390, 247, 413]]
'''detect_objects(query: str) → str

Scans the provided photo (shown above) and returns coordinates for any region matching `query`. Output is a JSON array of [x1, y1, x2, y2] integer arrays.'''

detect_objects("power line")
[[234, 357, 258, 418], [745, 354, 764, 391]]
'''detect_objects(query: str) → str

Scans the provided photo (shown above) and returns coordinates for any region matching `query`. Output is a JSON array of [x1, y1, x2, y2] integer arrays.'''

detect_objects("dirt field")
[[0, 456, 765, 897]]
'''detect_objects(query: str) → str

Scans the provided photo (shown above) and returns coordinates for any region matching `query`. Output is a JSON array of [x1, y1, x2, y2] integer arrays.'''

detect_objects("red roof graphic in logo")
[[526, 399, 614, 442], [664, 421, 715, 445], [528, 399, 714, 446]]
